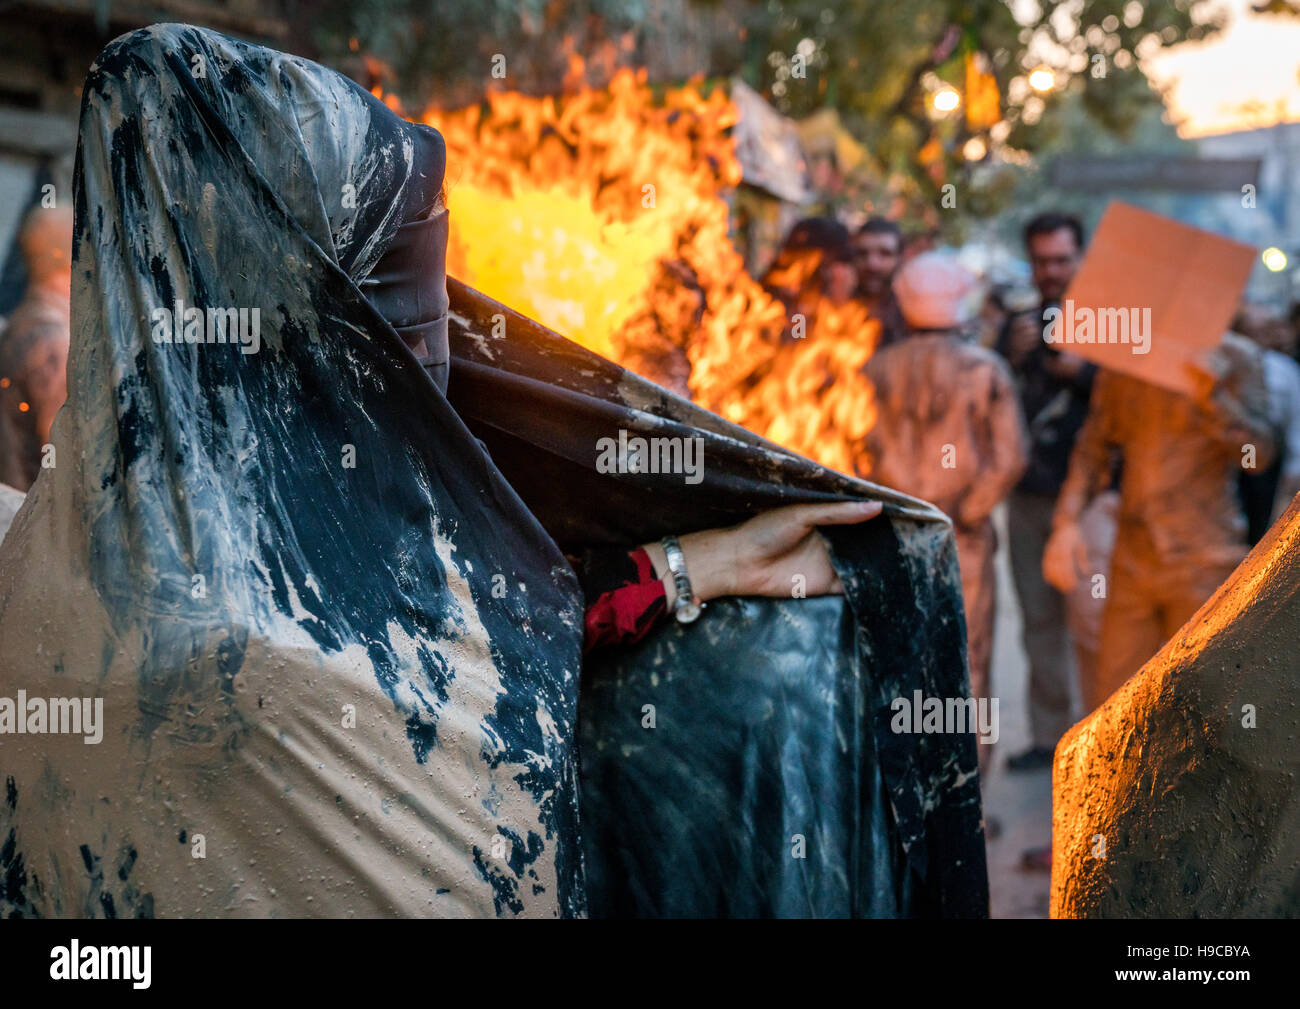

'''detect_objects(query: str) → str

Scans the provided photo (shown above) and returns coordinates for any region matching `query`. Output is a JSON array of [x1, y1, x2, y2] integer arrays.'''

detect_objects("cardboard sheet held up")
[[1053, 202, 1256, 395]]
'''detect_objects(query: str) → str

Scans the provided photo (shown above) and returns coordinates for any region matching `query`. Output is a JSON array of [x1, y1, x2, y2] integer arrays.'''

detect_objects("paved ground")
[[981, 506, 1061, 919]]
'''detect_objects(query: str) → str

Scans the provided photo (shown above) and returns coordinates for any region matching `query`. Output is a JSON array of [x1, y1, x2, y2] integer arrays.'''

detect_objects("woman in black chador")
[[0, 23, 986, 918]]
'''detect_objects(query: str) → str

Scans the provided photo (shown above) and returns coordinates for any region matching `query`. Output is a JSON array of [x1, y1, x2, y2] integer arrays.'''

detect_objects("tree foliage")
[[311, 0, 1225, 221], [712, 0, 1222, 215]]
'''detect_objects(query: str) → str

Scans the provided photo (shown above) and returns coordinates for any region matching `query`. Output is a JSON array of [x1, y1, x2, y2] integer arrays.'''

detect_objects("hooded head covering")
[[358, 130, 452, 391], [0, 23, 584, 918]]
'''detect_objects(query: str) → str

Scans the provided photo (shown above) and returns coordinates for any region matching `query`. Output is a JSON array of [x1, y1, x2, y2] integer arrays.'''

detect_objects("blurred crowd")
[[756, 210, 1300, 866]]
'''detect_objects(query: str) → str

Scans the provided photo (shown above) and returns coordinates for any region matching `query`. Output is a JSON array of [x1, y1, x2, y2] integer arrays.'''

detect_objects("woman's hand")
[[642, 500, 884, 605]]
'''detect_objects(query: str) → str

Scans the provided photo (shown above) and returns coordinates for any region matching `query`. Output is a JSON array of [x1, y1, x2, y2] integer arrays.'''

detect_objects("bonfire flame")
[[422, 72, 878, 477]]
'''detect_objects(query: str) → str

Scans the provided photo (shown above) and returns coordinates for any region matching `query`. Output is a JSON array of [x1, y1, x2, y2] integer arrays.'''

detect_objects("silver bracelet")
[[661, 535, 704, 624]]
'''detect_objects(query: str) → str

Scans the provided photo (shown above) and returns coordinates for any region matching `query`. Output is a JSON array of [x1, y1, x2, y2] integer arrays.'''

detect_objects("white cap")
[[892, 252, 979, 330]]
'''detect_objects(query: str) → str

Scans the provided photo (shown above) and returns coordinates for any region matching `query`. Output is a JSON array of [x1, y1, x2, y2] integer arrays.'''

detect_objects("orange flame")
[[422, 73, 877, 477]]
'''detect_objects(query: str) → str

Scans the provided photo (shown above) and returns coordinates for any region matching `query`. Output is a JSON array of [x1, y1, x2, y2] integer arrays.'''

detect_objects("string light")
[[1262, 247, 1287, 272], [932, 86, 961, 113], [1028, 67, 1056, 92]]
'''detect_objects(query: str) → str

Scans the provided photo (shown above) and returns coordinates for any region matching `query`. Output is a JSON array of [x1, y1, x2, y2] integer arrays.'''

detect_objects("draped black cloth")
[[0, 23, 986, 918], [446, 280, 987, 917]]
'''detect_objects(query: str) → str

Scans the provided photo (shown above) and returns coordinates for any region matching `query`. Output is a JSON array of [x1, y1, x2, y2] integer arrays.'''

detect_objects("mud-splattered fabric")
[[0, 23, 986, 920], [0, 23, 584, 918], [444, 281, 989, 917]]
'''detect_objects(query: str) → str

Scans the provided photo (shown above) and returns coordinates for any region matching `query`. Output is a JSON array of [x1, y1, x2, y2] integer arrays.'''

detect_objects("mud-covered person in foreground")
[[0, 22, 882, 919]]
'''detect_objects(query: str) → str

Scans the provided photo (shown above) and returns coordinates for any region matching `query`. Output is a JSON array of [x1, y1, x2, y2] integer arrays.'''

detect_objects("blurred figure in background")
[[761, 216, 852, 326], [862, 252, 1028, 770], [817, 234, 860, 309], [996, 212, 1095, 772], [1044, 331, 1276, 713], [614, 258, 704, 399], [851, 217, 905, 347], [1234, 303, 1300, 538], [977, 287, 1009, 350], [0, 204, 74, 490], [1263, 312, 1300, 521], [759, 216, 876, 356], [1063, 469, 1120, 708]]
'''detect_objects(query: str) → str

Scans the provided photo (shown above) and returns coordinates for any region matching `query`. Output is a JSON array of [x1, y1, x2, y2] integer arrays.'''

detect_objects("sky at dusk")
[[1146, 0, 1300, 136]]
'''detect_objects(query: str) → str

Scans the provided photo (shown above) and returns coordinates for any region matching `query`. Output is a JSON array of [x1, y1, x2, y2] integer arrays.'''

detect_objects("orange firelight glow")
[[421, 72, 879, 476]]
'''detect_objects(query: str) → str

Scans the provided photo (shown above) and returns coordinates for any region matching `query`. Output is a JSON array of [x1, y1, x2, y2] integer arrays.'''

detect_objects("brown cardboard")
[[1051, 201, 1256, 395]]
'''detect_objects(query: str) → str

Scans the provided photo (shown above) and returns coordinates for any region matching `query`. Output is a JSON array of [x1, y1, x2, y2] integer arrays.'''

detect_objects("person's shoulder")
[[956, 338, 1001, 362], [865, 333, 911, 363], [954, 338, 1014, 376]]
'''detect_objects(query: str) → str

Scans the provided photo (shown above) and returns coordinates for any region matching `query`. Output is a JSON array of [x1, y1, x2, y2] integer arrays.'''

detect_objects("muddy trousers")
[[1088, 549, 1238, 713], [955, 521, 996, 773], [1007, 489, 1074, 749]]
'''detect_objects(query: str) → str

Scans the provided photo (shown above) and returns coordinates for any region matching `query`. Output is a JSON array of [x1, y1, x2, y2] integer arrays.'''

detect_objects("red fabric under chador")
[[580, 547, 667, 654]]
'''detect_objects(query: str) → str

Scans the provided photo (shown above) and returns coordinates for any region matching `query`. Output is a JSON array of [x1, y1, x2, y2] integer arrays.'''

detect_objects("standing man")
[[1044, 333, 1275, 711], [862, 252, 1028, 770], [997, 212, 1095, 772], [851, 217, 906, 347]]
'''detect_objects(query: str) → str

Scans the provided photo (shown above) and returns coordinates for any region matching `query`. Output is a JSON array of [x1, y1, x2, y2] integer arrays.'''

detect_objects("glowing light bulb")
[[932, 87, 961, 113], [1262, 247, 1288, 272], [1028, 67, 1056, 92]]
